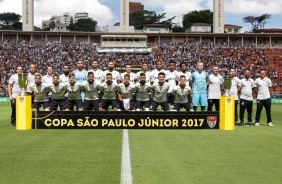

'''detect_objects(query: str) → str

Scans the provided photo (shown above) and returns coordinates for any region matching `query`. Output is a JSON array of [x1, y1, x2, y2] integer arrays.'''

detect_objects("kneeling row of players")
[[30, 72, 194, 112]]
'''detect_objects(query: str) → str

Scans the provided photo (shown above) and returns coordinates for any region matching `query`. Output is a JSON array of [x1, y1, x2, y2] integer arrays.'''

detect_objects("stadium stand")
[[0, 41, 281, 96]]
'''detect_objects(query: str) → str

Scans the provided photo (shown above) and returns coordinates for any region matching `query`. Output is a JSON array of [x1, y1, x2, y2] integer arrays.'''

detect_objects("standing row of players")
[[10, 60, 194, 112], [8, 59, 273, 127]]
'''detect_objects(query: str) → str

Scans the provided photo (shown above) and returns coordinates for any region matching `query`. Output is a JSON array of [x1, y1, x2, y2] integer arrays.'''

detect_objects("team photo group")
[[8, 58, 273, 127]]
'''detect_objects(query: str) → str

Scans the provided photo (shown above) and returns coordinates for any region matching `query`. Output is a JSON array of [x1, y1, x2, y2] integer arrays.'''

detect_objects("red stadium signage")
[[32, 111, 219, 129]]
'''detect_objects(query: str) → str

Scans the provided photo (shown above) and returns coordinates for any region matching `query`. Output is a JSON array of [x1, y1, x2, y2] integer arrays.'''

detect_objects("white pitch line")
[[120, 129, 132, 184]]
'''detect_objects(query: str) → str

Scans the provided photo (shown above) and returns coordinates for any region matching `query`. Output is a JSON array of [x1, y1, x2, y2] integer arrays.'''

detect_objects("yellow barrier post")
[[220, 96, 235, 130], [16, 96, 32, 130]]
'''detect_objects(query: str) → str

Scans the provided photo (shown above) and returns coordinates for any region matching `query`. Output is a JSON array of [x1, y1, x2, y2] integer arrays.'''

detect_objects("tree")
[[70, 16, 74, 25], [68, 18, 97, 32], [243, 14, 271, 33], [129, 10, 175, 29], [129, 11, 145, 29], [171, 26, 185, 32], [182, 10, 213, 29], [12, 22, 22, 30], [0, 12, 21, 30]]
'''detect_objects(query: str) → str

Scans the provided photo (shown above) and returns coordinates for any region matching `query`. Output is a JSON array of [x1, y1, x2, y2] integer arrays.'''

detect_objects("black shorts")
[[167, 93, 174, 104], [100, 99, 117, 110], [118, 99, 135, 110], [151, 100, 169, 111], [32, 101, 49, 109], [84, 99, 99, 111], [50, 99, 66, 111], [68, 99, 82, 110], [136, 100, 150, 109], [173, 102, 191, 111]]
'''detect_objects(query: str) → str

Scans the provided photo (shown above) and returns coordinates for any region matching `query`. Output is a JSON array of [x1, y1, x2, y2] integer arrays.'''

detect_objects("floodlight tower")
[[22, 0, 34, 31], [213, 0, 224, 33], [120, 0, 129, 32]]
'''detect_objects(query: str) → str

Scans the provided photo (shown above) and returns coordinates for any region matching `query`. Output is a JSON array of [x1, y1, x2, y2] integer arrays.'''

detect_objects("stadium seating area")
[[0, 41, 281, 96]]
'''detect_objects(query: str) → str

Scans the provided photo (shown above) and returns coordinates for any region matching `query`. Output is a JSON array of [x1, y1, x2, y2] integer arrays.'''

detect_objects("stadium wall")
[[1, 31, 282, 47]]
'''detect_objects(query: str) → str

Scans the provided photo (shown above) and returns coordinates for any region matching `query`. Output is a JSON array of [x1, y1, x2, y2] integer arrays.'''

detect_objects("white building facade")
[[187, 23, 212, 33], [74, 12, 89, 23], [224, 24, 242, 33], [143, 24, 170, 33]]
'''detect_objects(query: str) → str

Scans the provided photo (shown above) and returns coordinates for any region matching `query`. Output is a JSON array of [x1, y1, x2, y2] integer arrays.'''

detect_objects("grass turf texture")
[[0, 103, 122, 183], [0, 103, 281, 183]]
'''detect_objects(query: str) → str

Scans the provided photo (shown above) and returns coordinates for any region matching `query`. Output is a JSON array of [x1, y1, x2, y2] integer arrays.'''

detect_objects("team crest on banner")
[[227, 98, 231, 104], [19, 97, 24, 103], [207, 116, 217, 128]]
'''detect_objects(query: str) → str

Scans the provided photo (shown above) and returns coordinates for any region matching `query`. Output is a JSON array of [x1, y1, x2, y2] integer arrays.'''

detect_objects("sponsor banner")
[[271, 98, 282, 103], [32, 111, 219, 129], [252, 98, 282, 104], [0, 97, 10, 103], [103, 66, 141, 73]]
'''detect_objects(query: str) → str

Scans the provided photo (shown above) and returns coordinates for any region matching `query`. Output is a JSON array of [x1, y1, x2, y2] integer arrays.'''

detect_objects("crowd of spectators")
[[0, 40, 281, 96]]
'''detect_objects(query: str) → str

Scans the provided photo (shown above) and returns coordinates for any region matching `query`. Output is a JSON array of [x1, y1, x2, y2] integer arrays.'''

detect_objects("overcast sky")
[[0, 0, 281, 32]]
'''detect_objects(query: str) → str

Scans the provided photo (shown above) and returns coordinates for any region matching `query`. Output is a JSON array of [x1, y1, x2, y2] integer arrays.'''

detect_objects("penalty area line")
[[120, 129, 132, 184]]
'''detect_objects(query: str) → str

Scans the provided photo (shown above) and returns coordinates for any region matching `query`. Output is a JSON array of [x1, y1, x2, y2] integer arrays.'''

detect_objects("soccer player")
[[8, 66, 22, 128], [88, 60, 104, 103], [81, 72, 101, 111], [72, 60, 87, 104], [65, 73, 83, 111], [72, 60, 87, 84], [30, 74, 49, 111], [166, 60, 180, 110], [47, 74, 67, 111], [42, 66, 54, 103], [151, 72, 170, 111], [59, 65, 70, 85], [121, 63, 137, 85], [42, 66, 54, 85], [27, 63, 38, 103], [103, 60, 121, 84], [135, 73, 151, 111], [88, 60, 104, 84], [178, 61, 192, 86], [117, 74, 135, 111], [171, 75, 193, 111], [229, 68, 241, 126], [254, 69, 273, 126], [99, 73, 118, 111], [59, 65, 70, 108], [191, 62, 209, 112], [136, 62, 151, 84], [150, 60, 167, 85], [239, 69, 255, 126], [207, 66, 223, 111]]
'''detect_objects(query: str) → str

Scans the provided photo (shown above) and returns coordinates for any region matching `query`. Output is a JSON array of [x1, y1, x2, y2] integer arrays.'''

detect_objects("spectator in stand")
[[0, 41, 281, 97]]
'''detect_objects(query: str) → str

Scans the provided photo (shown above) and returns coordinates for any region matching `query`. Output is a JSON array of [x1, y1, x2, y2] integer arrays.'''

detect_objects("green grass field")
[[0, 103, 281, 184]]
